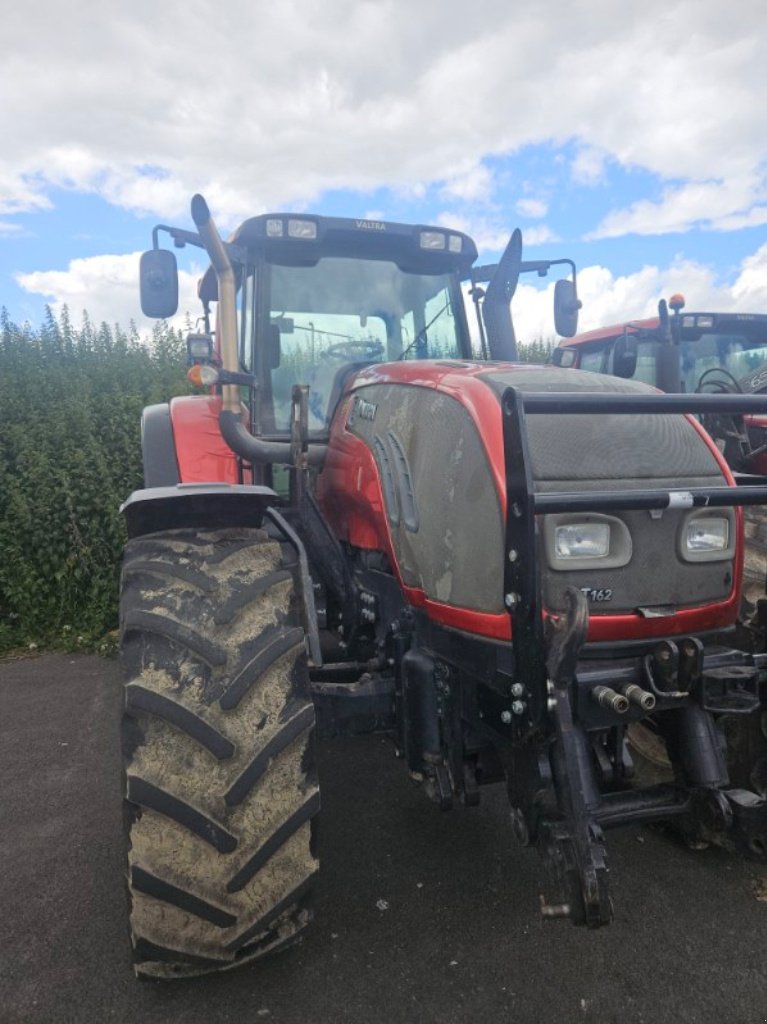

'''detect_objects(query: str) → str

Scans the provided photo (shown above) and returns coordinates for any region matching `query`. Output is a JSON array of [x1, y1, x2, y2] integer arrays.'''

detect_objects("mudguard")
[[121, 484, 278, 539]]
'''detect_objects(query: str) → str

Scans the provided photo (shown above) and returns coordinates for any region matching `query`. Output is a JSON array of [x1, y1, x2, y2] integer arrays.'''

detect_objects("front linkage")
[[502, 388, 767, 927]]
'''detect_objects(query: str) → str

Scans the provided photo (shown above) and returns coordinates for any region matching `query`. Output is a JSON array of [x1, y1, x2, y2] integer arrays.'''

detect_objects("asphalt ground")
[[1, 652, 767, 1024]]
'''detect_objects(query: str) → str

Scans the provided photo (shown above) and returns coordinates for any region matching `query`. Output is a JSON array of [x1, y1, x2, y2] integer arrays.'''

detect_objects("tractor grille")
[[479, 367, 734, 614]]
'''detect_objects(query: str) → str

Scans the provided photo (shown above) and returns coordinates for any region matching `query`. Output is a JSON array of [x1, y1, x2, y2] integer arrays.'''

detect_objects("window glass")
[[265, 258, 463, 431], [578, 347, 606, 373], [567, 327, 767, 392], [239, 269, 256, 371], [680, 333, 767, 391], [605, 339, 658, 386]]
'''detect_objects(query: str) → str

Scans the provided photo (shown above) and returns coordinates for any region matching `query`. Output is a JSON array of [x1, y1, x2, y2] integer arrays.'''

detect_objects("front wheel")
[[120, 527, 319, 978]]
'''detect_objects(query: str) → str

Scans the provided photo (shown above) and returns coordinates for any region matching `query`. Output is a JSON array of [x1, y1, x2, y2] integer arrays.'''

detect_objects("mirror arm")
[[150, 225, 247, 266]]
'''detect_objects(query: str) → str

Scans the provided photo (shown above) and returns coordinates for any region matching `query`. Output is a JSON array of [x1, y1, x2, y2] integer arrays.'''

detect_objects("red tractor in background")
[[122, 195, 767, 978]]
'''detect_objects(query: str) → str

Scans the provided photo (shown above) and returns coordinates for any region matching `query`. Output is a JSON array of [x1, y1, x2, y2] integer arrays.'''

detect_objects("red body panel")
[[560, 318, 658, 349], [169, 395, 241, 484], [317, 361, 743, 644]]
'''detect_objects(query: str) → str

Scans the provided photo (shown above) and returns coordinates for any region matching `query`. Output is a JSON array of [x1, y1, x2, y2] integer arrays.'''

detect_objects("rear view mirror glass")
[[140, 249, 179, 318], [554, 278, 580, 337], [613, 335, 638, 378], [551, 347, 576, 367]]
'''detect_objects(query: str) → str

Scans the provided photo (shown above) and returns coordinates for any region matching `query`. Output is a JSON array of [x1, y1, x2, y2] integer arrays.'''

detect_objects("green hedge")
[[0, 308, 555, 654], [0, 308, 191, 652]]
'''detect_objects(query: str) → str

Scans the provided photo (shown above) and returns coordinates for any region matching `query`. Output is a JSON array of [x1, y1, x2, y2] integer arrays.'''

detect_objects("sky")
[[2, 0, 767, 345]]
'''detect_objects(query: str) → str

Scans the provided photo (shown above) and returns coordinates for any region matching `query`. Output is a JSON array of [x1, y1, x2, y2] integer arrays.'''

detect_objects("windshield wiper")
[[397, 299, 452, 361]]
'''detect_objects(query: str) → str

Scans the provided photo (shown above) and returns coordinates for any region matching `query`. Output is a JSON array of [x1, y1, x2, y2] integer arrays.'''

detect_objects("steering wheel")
[[324, 340, 384, 361], [695, 367, 743, 395]]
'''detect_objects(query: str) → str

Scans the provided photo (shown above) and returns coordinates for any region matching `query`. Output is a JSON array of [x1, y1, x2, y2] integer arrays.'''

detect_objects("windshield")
[[582, 327, 767, 391], [679, 332, 767, 391], [253, 257, 465, 432]]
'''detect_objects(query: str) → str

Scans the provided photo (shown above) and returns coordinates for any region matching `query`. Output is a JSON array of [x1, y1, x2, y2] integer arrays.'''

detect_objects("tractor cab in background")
[[555, 297, 767, 399]]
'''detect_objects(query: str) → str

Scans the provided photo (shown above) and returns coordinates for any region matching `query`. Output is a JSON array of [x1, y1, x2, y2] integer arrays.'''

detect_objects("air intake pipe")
[[192, 195, 325, 467], [190, 194, 240, 415], [219, 409, 326, 467]]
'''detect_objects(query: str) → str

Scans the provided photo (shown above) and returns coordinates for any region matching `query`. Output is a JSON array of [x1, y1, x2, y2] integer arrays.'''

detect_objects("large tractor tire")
[[120, 527, 319, 978]]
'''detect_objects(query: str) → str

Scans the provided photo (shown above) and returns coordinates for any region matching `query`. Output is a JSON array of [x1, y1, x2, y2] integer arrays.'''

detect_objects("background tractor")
[[121, 196, 767, 978]]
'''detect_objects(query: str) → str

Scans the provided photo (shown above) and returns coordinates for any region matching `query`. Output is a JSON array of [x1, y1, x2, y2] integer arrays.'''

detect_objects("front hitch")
[[540, 587, 613, 927]]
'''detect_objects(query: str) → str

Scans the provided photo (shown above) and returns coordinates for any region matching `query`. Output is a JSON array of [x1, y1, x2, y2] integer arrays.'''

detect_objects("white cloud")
[[589, 175, 767, 238], [1, 0, 766, 231], [523, 225, 559, 247], [515, 198, 548, 219], [435, 212, 512, 253], [440, 163, 495, 203], [436, 211, 558, 253], [508, 243, 767, 345], [731, 244, 767, 308], [571, 147, 607, 187], [15, 253, 201, 335]]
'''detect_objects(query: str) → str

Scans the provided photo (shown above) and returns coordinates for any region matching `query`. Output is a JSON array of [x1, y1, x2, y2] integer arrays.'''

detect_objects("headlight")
[[544, 514, 632, 571], [287, 218, 317, 239], [186, 332, 213, 361], [680, 513, 733, 562], [419, 230, 446, 250], [686, 518, 728, 551], [555, 523, 610, 559]]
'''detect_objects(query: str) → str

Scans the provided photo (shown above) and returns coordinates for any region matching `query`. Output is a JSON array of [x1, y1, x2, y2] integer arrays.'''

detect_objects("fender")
[[121, 484, 278, 539], [141, 404, 180, 486]]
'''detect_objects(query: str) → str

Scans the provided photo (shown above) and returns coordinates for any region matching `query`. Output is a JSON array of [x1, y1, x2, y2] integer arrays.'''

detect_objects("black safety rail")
[[501, 387, 767, 732]]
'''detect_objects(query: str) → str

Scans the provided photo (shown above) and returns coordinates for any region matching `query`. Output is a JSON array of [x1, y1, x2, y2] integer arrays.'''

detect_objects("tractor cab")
[[554, 298, 767, 395], [141, 203, 581, 443], [219, 214, 478, 436]]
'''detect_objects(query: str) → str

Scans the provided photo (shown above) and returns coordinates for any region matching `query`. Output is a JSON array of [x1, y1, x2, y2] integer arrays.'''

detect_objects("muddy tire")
[[120, 527, 319, 978]]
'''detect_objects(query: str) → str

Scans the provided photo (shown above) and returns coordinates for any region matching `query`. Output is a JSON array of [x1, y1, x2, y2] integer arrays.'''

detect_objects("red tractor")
[[122, 196, 767, 978]]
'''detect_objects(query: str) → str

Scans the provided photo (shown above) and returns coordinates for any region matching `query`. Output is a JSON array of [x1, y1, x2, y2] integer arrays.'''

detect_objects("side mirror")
[[140, 249, 179, 318], [613, 334, 638, 378], [273, 316, 294, 335], [267, 323, 281, 369], [553, 278, 581, 337]]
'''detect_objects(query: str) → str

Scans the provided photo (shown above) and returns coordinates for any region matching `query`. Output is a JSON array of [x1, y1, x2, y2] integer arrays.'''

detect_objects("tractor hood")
[[320, 361, 738, 639]]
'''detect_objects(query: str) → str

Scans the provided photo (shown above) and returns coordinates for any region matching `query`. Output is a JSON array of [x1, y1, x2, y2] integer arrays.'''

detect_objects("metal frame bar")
[[500, 387, 767, 725]]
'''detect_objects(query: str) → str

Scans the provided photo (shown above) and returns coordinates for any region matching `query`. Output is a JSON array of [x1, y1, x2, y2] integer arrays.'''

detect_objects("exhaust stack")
[[190, 194, 240, 414]]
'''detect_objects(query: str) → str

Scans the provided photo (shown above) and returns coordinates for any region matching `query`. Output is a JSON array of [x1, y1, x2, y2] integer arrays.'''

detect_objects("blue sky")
[[2, 1, 766, 343]]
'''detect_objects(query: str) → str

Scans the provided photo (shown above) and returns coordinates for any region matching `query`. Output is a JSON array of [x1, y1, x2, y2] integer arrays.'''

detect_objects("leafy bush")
[[0, 307, 190, 652], [0, 305, 556, 654], [518, 336, 556, 363]]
